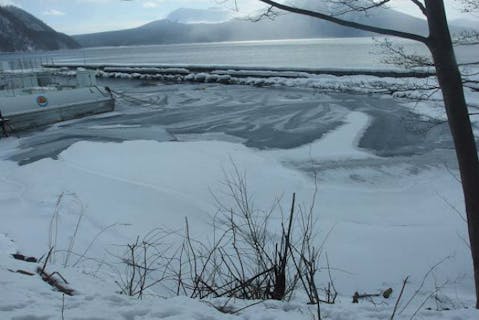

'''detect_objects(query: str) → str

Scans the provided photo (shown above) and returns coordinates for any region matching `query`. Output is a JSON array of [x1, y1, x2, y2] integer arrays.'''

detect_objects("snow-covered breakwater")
[[44, 63, 435, 79], [47, 63, 442, 96]]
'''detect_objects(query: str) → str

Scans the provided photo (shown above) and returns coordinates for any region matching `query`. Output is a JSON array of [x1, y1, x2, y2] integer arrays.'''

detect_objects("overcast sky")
[[0, 0, 475, 35]]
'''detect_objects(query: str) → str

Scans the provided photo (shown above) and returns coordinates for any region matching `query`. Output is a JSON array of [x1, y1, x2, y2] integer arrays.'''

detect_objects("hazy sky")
[[0, 0, 474, 35]]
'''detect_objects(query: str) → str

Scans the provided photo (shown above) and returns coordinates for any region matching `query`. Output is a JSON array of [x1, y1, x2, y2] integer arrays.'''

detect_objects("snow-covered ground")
[[1, 78, 478, 319]]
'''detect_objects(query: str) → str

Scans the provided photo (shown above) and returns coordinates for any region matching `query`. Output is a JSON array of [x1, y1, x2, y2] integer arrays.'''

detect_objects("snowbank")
[[0, 136, 477, 319], [1, 74, 478, 318]]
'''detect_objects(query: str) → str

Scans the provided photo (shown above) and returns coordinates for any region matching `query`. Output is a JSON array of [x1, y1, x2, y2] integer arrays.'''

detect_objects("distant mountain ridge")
[[166, 8, 233, 24], [0, 5, 80, 52], [74, 5, 429, 47]]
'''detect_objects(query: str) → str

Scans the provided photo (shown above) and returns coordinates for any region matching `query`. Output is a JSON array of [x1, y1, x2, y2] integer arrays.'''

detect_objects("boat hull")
[[0, 87, 115, 131], [5, 98, 114, 131]]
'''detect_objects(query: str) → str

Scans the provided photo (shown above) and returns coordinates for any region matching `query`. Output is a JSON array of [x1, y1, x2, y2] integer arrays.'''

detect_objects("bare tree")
[[242, 0, 479, 308]]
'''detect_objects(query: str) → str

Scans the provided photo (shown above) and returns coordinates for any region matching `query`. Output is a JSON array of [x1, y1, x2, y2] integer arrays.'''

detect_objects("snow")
[[1, 77, 478, 319], [0, 140, 311, 256], [90, 69, 436, 93], [50, 63, 427, 74], [265, 111, 375, 162], [87, 124, 142, 129], [0, 143, 475, 317]]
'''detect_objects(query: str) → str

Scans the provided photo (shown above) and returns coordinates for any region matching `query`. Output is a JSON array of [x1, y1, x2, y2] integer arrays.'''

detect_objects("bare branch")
[[256, 0, 428, 43], [409, 0, 427, 16], [378, 38, 433, 68], [249, 5, 285, 22], [390, 277, 409, 320], [327, 0, 392, 16]]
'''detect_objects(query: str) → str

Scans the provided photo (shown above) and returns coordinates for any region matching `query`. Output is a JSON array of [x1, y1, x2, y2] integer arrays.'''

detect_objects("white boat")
[[0, 68, 115, 132]]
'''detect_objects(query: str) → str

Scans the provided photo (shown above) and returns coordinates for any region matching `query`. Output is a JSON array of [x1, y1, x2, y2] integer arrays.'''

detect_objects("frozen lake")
[[1, 37, 477, 69], [7, 80, 456, 171], [0, 81, 474, 312], [1, 64, 477, 318]]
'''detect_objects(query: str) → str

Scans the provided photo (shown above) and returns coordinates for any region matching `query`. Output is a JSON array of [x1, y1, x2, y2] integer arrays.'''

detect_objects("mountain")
[[0, 5, 80, 52], [74, 5, 428, 47], [166, 7, 233, 24]]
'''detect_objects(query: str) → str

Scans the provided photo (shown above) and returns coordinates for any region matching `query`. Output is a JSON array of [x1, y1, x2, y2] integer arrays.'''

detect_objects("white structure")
[[76, 69, 97, 88], [0, 70, 114, 131]]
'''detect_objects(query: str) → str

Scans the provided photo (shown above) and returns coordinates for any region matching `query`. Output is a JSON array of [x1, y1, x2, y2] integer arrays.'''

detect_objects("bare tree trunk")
[[425, 0, 479, 308]]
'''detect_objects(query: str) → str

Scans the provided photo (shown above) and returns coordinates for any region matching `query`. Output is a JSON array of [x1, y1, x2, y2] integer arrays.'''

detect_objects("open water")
[[1, 37, 477, 70]]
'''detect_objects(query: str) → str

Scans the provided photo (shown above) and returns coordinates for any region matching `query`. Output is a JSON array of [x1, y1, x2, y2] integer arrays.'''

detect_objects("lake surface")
[[1, 37, 477, 70], [8, 81, 454, 166]]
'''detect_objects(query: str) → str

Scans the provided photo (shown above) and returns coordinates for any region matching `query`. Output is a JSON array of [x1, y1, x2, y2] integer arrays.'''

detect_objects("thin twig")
[[391, 276, 409, 320]]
